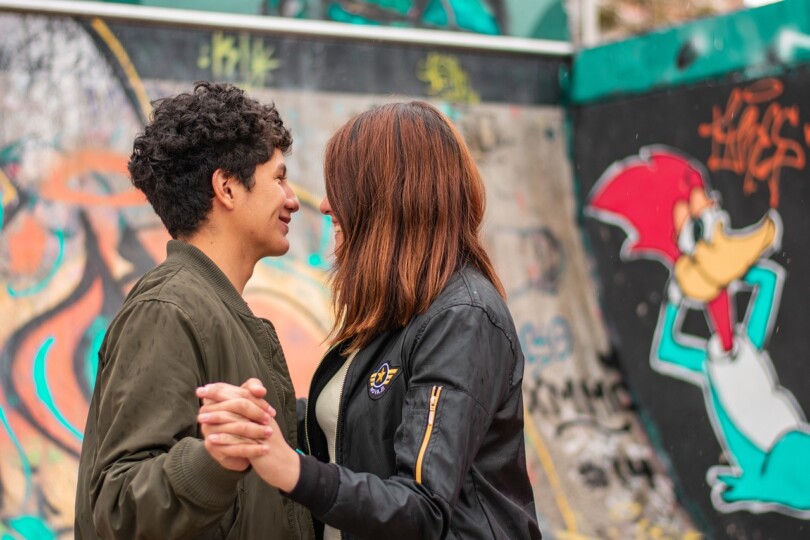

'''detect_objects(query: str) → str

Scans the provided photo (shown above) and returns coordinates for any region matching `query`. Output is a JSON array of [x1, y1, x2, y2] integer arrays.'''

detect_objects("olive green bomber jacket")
[[75, 240, 314, 540]]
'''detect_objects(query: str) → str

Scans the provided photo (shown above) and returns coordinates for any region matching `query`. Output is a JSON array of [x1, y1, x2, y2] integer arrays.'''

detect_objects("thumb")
[[241, 377, 267, 398]]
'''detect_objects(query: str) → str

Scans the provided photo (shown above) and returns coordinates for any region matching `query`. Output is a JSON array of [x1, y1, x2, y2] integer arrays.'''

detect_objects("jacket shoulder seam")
[[412, 302, 516, 357]]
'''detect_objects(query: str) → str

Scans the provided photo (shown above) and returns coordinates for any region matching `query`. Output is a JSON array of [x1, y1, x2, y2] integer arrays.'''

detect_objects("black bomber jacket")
[[288, 267, 542, 540]]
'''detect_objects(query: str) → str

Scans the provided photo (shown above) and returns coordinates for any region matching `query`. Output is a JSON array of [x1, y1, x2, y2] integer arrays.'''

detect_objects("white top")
[[315, 351, 357, 540]]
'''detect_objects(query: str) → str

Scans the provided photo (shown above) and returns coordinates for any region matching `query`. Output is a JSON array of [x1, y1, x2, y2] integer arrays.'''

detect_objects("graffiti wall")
[[575, 65, 810, 537], [92, 0, 568, 40], [0, 6, 691, 540]]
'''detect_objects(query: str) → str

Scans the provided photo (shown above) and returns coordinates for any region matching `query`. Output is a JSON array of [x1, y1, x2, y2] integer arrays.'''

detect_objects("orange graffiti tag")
[[8, 214, 49, 274], [42, 149, 145, 207], [697, 78, 805, 208]]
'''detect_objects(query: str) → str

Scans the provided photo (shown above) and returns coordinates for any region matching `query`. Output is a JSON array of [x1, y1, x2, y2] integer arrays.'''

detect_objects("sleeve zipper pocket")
[[415, 385, 443, 485]]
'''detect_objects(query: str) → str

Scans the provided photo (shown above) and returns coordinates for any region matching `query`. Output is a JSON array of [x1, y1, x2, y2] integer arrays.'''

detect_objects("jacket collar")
[[165, 240, 253, 316]]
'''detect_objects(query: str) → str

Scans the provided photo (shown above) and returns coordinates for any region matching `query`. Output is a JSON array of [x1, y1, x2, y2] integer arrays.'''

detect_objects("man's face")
[[237, 149, 299, 258]]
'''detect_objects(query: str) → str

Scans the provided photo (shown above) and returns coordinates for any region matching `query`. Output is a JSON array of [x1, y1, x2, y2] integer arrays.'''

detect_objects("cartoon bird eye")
[[692, 219, 704, 245], [678, 206, 726, 255]]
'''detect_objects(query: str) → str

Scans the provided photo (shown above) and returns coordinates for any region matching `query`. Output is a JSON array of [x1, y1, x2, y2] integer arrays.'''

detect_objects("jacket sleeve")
[[87, 299, 245, 539], [288, 303, 516, 539]]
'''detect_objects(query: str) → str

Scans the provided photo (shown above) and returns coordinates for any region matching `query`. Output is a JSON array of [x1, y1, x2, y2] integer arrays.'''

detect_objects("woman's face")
[[319, 195, 343, 250]]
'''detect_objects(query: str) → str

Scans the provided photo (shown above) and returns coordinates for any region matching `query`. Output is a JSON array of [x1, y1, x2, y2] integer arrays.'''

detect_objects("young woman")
[[199, 101, 541, 539]]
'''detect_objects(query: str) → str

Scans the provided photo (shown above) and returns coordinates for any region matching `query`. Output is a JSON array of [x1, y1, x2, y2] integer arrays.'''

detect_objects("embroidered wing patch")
[[368, 362, 401, 399]]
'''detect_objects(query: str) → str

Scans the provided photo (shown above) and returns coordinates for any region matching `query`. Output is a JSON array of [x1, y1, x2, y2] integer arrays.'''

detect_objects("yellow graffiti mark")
[[608, 501, 642, 523], [523, 408, 581, 536], [198, 32, 280, 88], [555, 532, 601, 540], [0, 169, 17, 207], [417, 53, 480, 104], [90, 18, 152, 121], [608, 502, 703, 540]]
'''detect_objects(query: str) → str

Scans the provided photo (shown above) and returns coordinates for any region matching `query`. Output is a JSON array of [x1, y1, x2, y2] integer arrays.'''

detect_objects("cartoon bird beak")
[[674, 214, 778, 302]]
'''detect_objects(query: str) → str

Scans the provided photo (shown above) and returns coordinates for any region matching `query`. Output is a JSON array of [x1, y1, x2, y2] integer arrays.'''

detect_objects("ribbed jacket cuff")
[[286, 455, 339, 518], [165, 437, 245, 510]]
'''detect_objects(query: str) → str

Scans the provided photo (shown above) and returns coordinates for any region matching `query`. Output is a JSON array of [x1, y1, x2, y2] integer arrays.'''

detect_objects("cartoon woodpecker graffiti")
[[587, 147, 810, 517]]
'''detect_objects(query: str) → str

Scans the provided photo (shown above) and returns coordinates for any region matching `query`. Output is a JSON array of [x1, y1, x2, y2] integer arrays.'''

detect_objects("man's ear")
[[212, 168, 236, 210]]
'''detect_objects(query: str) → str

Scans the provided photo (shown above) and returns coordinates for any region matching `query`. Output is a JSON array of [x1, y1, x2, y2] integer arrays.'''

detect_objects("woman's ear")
[[211, 168, 236, 210]]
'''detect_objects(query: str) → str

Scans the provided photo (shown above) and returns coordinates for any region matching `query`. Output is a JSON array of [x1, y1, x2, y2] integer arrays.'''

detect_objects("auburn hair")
[[324, 101, 505, 351]]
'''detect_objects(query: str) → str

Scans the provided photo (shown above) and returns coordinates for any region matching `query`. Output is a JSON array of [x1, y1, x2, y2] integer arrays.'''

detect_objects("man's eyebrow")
[[277, 163, 287, 176]]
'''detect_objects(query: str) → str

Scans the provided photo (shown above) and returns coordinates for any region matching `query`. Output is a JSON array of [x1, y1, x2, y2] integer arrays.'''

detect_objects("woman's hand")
[[246, 416, 301, 493], [196, 379, 275, 471]]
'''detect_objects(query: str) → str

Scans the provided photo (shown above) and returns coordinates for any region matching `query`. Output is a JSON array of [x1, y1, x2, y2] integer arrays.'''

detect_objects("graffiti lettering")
[[197, 31, 280, 88], [525, 373, 634, 434], [520, 317, 572, 367], [697, 78, 805, 208], [417, 53, 480, 104], [579, 461, 609, 488], [578, 457, 655, 489]]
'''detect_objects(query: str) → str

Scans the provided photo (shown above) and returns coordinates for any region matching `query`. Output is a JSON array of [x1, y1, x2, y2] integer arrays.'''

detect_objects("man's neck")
[[183, 232, 255, 294]]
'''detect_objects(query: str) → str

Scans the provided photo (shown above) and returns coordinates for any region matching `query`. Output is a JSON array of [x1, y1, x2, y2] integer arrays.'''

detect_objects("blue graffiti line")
[[33, 337, 83, 441], [0, 188, 5, 226], [85, 317, 108, 391], [0, 405, 33, 502], [6, 229, 66, 298]]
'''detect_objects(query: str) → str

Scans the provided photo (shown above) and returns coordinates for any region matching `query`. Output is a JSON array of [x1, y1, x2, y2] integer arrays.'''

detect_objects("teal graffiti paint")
[[0, 405, 33, 502], [307, 214, 333, 269], [85, 317, 108, 390], [33, 337, 83, 441], [8, 517, 55, 540], [744, 266, 778, 350]]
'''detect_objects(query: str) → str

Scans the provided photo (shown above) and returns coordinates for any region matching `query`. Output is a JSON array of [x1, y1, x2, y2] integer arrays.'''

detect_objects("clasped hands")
[[196, 378, 300, 492]]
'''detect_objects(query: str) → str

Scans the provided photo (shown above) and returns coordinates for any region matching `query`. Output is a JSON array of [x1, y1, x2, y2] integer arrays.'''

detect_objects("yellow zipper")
[[415, 385, 443, 485]]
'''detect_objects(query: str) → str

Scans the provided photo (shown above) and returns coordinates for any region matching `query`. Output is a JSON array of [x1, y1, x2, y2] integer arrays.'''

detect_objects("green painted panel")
[[572, 0, 810, 104]]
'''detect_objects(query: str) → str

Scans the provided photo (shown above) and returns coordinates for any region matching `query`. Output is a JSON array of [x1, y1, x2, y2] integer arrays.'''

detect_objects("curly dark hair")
[[128, 81, 292, 238]]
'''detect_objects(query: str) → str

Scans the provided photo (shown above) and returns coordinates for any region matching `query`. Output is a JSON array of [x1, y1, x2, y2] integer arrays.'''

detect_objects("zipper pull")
[[428, 387, 439, 424]]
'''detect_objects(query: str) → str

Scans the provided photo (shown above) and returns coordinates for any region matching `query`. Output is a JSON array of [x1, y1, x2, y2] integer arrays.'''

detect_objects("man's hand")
[[196, 379, 275, 471]]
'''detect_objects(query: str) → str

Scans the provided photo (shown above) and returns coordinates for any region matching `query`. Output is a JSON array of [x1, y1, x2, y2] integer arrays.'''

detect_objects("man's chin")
[[265, 243, 290, 258]]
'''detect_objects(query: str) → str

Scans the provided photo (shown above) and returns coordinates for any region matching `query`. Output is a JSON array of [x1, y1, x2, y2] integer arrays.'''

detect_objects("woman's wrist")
[[276, 446, 301, 493]]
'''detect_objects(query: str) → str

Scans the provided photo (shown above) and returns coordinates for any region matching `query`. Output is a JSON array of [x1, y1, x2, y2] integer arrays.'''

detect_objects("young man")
[[75, 82, 314, 540]]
